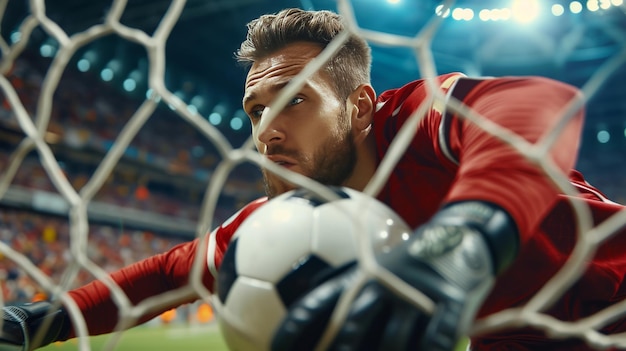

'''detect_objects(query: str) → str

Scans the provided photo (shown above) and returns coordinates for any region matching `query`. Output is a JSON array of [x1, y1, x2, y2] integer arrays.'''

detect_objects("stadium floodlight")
[[570, 1, 583, 13], [230, 116, 244, 131], [77, 50, 99, 72], [452, 8, 474, 21], [10, 30, 21, 44], [209, 112, 222, 126], [209, 103, 229, 126], [462, 8, 474, 21], [186, 104, 198, 115], [435, 4, 451, 18], [77, 59, 90, 72], [478, 9, 510, 22], [122, 78, 136, 92], [40, 38, 57, 57], [123, 69, 143, 92], [597, 130, 610, 143], [189, 94, 208, 115], [145, 88, 162, 103], [479, 9, 491, 21], [190, 95, 205, 109], [230, 109, 248, 131], [551, 4, 565, 16], [100, 59, 124, 82], [511, 0, 541, 23], [588, 0, 600, 12], [100, 68, 113, 81]]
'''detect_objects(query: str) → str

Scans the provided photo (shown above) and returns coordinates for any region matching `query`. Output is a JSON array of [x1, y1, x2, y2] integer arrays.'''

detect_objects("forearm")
[[65, 238, 210, 339], [65, 260, 182, 338]]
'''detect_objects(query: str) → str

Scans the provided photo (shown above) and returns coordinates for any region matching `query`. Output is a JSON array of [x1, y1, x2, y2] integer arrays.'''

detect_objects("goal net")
[[0, 0, 625, 350]]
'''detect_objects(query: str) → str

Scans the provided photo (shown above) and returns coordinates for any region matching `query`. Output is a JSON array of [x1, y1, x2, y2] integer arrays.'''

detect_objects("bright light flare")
[[511, 0, 541, 23], [552, 4, 565, 16], [435, 4, 451, 18], [452, 8, 474, 21], [570, 1, 583, 13]]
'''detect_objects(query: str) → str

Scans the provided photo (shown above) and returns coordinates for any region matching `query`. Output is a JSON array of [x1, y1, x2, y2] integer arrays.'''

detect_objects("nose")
[[257, 128, 285, 154], [256, 115, 286, 151]]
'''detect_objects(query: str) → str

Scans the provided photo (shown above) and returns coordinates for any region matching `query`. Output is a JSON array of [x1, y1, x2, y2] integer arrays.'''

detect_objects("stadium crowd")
[[0, 53, 264, 221], [0, 53, 262, 309], [0, 207, 184, 302]]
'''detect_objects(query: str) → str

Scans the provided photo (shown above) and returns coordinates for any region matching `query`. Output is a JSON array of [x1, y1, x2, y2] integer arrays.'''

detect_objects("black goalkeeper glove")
[[0, 301, 71, 351], [271, 201, 519, 351]]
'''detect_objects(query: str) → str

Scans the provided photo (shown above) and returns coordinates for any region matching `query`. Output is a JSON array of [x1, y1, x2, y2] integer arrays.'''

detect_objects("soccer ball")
[[214, 187, 412, 351]]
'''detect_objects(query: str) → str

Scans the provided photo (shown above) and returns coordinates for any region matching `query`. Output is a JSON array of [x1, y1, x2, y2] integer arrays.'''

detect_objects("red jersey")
[[67, 74, 626, 350]]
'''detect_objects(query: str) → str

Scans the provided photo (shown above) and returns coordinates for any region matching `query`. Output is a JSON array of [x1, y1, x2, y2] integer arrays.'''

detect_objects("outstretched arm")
[[0, 238, 209, 350], [65, 238, 211, 338], [0, 197, 267, 350]]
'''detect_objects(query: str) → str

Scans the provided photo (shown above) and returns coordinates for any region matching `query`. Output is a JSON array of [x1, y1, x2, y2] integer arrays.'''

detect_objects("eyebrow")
[[243, 80, 303, 108]]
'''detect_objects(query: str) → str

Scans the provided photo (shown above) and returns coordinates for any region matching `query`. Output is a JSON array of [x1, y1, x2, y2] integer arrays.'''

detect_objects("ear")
[[348, 84, 376, 133]]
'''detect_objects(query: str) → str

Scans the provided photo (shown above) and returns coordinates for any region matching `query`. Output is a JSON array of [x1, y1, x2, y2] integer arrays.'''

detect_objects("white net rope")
[[0, 0, 623, 350]]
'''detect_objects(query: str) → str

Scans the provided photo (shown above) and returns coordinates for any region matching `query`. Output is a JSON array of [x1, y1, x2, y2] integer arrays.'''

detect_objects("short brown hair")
[[235, 8, 371, 100]]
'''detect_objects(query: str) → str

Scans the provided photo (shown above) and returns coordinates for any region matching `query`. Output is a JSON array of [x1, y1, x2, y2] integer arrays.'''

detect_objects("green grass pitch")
[[40, 324, 229, 351], [39, 323, 469, 350]]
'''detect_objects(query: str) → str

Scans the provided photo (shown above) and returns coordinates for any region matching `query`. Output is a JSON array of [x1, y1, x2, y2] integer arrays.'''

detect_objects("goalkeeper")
[[2, 7, 626, 351]]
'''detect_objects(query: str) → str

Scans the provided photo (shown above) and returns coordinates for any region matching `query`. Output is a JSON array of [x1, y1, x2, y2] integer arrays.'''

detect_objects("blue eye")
[[249, 107, 264, 120], [289, 97, 304, 106], [248, 97, 302, 121]]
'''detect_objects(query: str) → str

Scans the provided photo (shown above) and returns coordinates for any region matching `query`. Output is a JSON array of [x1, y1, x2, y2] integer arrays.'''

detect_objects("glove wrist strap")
[[430, 201, 520, 275]]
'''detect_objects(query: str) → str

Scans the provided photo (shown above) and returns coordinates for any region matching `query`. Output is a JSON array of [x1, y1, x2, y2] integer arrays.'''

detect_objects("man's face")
[[243, 42, 357, 198]]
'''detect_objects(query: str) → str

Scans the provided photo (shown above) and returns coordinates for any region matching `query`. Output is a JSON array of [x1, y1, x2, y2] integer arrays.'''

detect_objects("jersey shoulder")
[[568, 169, 619, 204], [375, 72, 465, 113]]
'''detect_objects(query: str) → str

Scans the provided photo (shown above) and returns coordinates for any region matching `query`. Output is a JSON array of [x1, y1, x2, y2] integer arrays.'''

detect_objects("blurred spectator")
[[0, 208, 185, 303], [0, 52, 264, 222]]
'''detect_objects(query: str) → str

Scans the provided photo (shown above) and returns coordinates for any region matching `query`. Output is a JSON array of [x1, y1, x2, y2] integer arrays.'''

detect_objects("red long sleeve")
[[63, 197, 268, 339], [445, 76, 584, 241], [64, 238, 211, 338]]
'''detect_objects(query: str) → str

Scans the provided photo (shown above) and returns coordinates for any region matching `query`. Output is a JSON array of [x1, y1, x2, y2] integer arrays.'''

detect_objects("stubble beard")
[[262, 122, 357, 199]]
